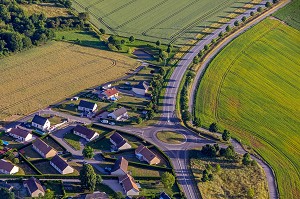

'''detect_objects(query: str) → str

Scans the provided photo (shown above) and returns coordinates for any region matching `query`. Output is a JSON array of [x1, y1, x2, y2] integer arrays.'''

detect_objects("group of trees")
[[208, 122, 232, 141], [79, 164, 102, 192], [201, 144, 237, 160]]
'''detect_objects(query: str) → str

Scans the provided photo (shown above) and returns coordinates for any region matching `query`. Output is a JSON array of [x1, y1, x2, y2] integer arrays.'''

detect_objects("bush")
[[209, 122, 218, 132]]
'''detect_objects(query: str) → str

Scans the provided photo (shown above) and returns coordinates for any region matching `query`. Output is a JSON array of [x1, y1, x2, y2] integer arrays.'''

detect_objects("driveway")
[[102, 180, 124, 194]]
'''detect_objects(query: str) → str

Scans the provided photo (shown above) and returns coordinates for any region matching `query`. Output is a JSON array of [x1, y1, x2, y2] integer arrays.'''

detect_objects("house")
[[32, 138, 57, 158], [73, 125, 99, 142], [111, 157, 128, 176], [160, 192, 171, 199], [109, 132, 131, 151], [78, 100, 97, 112], [0, 182, 14, 191], [24, 177, 45, 198], [108, 107, 128, 121], [7, 128, 33, 142], [32, 115, 51, 131], [0, 159, 19, 174], [119, 174, 139, 196], [132, 81, 149, 96], [99, 87, 119, 100], [50, 155, 74, 175], [135, 145, 160, 165], [77, 191, 109, 199]]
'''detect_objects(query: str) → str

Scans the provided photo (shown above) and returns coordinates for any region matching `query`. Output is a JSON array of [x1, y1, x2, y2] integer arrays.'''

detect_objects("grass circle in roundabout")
[[156, 131, 186, 145]]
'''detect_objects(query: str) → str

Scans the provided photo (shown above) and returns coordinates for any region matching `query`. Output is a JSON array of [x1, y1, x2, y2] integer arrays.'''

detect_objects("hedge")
[[19, 153, 42, 175]]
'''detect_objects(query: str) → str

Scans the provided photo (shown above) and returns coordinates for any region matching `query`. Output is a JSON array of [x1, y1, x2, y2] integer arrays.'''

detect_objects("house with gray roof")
[[109, 132, 131, 151], [111, 157, 128, 176], [32, 115, 50, 131], [73, 125, 99, 142], [0, 159, 19, 174], [78, 100, 97, 113], [50, 155, 74, 175], [7, 128, 33, 142], [24, 177, 45, 198], [108, 107, 128, 121], [132, 81, 149, 96], [32, 138, 57, 158]]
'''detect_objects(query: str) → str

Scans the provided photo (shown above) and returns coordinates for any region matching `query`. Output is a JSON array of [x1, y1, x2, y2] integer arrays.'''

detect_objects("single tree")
[[257, 7, 263, 12], [222, 129, 231, 141], [12, 158, 19, 164], [215, 164, 221, 173], [137, 117, 143, 124], [250, 11, 254, 16], [226, 25, 231, 32], [78, 12, 89, 21], [209, 122, 218, 132], [234, 20, 239, 26], [44, 189, 55, 199], [242, 153, 252, 166], [99, 28, 105, 34], [79, 164, 96, 192], [201, 173, 209, 182], [208, 173, 214, 181], [224, 145, 236, 159], [218, 31, 223, 38], [161, 172, 175, 189], [242, 16, 247, 22], [156, 40, 161, 47], [194, 117, 201, 127], [161, 51, 169, 66], [83, 146, 94, 159], [129, 36, 135, 42], [166, 46, 171, 53], [265, 2, 271, 7], [96, 174, 103, 185], [182, 111, 192, 121], [204, 44, 209, 51], [0, 188, 14, 199]]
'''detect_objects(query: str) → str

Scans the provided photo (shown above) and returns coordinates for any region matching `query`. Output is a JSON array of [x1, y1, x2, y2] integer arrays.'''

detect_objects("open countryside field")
[[0, 41, 138, 122], [194, 18, 300, 199], [72, 0, 259, 45], [273, 0, 300, 30]]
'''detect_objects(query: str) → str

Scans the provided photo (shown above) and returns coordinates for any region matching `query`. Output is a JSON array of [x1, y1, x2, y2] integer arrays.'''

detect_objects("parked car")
[[104, 167, 111, 172], [100, 120, 109, 124], [109, 122, 115, 126]]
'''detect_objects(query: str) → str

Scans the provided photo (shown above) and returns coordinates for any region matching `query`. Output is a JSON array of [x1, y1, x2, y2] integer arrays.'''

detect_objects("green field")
[[194, 18, 300, 198], [273, 0, 300, 30], [72, 0, 254, 45]]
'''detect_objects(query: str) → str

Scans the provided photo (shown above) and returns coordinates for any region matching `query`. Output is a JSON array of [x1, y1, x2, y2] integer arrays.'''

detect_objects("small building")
[[78, 100, 97, 113], [24, 177, 45, 198], [101, 84, 112, 90], [108, 107, 128, 121], [77, 191, 109, 199], [32, 115, 51, 131], [135, 144, 160, 165], [73, 125, 99, 142], [119, 174, 139, 196], [111, 157, 128, 176], [50, 155, 74, 175], [160, 192, 171, 199], [7, 128, 33, 142], [99, 87, 119, 100], [32, 138, 57, 159], [0, 159, 19, 174], [109, 132, 131, 151], [132, 81, 149, 96]]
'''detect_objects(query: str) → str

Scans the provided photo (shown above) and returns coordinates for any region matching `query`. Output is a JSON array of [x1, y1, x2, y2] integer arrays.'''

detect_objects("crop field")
[[194, 18, 300, 198], [72, 0, 257, 45], [0, 41, 139, 122], [273, 0, 300, 30], [21, 3, 70, 18]]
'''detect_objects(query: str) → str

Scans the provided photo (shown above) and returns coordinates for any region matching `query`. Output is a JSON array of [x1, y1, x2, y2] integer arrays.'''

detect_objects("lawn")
[[190, 152, 268, 199], [128, 165, 161, 177], [44, 181, 64, 197], [64, 133, 81, 150], [34, 160, 60, 174], [273, 0, 300, 30], [87, 137, 112, 151], [43, 136, 65, 152], [156, 131, 185, 144], [41, 114, 65, 125], [72, 0, 257, 45], [22, 146, 42, 160], [194, 18, 300, 198], [0, 41, 139, 121]]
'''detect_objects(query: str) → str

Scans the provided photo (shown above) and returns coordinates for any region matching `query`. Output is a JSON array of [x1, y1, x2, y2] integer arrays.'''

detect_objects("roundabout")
[[156, 131, 187, 145]]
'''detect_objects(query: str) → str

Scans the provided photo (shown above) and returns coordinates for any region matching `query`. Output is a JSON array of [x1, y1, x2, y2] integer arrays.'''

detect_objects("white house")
[[0, 159, 19, 174], [32, 115, 51, 131], [78, 100, 97, 112], [73, 125, 99, 142], [132, 81, 149, 96], [50, 155, 74, 175], [24, 177, 45, 198], [108, 107, 128, 121], [7, 128, 33, 142], [111, 157, 128, 176], [109, 132, 131, 151], [119, 174, 139, 196]]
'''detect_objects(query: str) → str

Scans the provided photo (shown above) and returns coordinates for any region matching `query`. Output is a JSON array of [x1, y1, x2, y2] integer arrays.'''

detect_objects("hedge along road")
[[188, 1, 291, 199]]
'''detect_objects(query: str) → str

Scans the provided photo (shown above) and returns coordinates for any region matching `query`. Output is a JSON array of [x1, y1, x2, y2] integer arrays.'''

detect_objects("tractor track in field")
[[102, 0, 138, 18]]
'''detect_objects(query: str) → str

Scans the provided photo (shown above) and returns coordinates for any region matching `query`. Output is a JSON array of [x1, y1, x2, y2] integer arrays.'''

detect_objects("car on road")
[[100, 120, 109, 124], [109, 122, 115, 126]]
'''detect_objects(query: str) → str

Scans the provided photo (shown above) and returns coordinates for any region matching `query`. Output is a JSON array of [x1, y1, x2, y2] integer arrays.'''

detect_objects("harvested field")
[[21, 3, 70, 18], [195, 18, 300, 198], [72, 0, 259, 45], [0, 41, 139, 121]]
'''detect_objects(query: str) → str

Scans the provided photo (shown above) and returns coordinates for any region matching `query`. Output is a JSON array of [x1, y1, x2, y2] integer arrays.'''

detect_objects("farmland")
[[72, 0, 257, 45], [194, 18, 300, 198], [273, 0, 300, 30], [0, 41, 139, 122]]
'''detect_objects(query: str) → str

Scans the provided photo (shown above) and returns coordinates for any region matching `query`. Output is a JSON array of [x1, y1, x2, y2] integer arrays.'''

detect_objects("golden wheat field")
[[0, 41, 139, 122], [21, 3, 70, 18]]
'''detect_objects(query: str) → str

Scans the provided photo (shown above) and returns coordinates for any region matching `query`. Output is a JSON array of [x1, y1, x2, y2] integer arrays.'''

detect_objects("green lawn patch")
[[87, 137, 111, 151], [44, 181, 63, 197], [22, 146, 41, 160], [64, 133, 81, 150], [33, 160, 59, 174], [128, 165, 161, 177], [156, 131, 185, 144], [43, 136, 65, 152], [194, 18, 300, 198]]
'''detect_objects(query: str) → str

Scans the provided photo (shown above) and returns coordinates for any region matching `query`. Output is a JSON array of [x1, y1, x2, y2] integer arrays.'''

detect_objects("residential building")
[[119, 174, 139, 196], [78, 100, 97, 112], [132, 81, 149, 96], [111, 157, 128, 176], [109, 132, 131, 151], [0, 159, 19, 174], [135, 144, 160, 165], [32, 138, 57, 159], [7, 128, 32, 142], [160, 192, 171, 199], [73, 125, 99, 142], [108, 107, 128, 121], [99, 87, 119, 100], [24, 177, 45, 198], [32, 115, 51, 131], [50, 155, 74, 175], [76, 191, 109, 199]]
